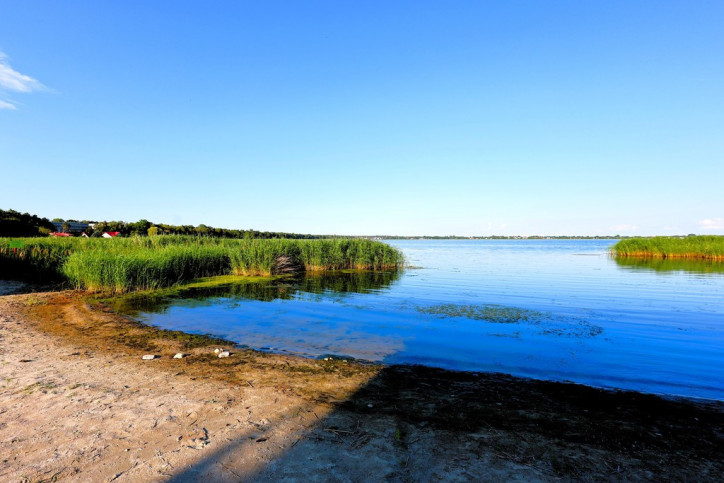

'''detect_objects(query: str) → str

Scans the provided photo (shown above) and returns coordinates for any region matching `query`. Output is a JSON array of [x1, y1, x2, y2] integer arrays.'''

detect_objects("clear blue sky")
[[1, 1, 722, 236]]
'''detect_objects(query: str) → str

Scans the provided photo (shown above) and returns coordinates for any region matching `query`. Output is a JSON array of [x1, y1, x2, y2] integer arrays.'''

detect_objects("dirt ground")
[[1, 286, 723, 482]]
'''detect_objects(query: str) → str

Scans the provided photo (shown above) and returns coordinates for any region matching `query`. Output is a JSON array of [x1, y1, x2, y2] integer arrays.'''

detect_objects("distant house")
[[102, 231, 121, 238], [50, 232, 73, 237], [51, 221, 89, 234]]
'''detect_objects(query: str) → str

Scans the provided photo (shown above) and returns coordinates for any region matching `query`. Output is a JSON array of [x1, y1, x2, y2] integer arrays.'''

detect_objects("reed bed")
[[611, 236, 724, 260], [0, 236, 403, 292], [0, 237, 76, 280]]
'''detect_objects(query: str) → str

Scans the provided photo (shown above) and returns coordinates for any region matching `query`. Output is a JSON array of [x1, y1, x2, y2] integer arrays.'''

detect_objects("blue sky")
[[1, 1, 722, 236]]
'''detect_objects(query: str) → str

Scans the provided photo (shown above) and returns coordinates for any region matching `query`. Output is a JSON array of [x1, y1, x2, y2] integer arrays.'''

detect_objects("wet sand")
[[1, 288, 722, 481]]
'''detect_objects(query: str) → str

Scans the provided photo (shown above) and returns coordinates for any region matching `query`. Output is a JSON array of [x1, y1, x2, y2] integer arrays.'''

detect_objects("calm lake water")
[[114, 240, 724, 401]]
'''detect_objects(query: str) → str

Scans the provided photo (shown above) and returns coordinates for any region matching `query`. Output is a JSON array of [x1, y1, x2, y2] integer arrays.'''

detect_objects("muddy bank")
[[1, 291, 722, 481]]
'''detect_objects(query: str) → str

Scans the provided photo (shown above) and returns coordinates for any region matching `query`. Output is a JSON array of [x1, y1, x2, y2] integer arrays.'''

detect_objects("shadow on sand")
[[167, 365, 724, 481]]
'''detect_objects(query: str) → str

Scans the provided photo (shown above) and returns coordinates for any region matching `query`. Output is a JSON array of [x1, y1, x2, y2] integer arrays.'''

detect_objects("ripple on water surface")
[[112, 240, 724, 401]]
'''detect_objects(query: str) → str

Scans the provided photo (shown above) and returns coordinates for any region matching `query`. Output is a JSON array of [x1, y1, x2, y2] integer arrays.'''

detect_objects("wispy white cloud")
[[0, 50, 45, 110], [609, 224, 638, 232], [698, 218, 724, 230], [0, 51, 43, 92]]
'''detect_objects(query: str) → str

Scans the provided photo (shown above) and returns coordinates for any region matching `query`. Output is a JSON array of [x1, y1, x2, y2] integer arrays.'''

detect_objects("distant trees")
[[93, 221, 127, 235], [1, 209, 321, 240], [0, 209, 56, 237], [131, 219, 152, 236]]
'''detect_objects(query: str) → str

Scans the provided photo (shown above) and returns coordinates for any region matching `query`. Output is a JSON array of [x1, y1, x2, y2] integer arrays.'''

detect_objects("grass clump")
[[611, 236, 724, 260], [0, 237, 75, 280], [227, 238, 403, 275], [62, 243, 231, 292], [0, 236, 403, 293]]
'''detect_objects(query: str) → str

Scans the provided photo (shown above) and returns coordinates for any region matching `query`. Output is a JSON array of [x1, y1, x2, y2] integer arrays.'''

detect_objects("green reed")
[[611, 236, 724, 260], [0, 236, 404, 292]]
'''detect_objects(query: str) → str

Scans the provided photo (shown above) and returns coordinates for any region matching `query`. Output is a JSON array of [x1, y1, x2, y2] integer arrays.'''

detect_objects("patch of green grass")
[[417, 303, 546, 324], [612, 235, 724, 260], [21, 295, 46, 306], [21, 381, 56, 394]]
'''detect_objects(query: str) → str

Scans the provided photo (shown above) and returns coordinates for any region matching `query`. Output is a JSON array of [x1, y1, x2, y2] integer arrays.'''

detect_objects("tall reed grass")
[[611, 236, 724, 260], [0, 236, 404, 292]]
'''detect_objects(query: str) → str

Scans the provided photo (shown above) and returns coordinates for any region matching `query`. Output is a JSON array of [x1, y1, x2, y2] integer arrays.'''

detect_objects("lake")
[[112, 240, 724, 401]]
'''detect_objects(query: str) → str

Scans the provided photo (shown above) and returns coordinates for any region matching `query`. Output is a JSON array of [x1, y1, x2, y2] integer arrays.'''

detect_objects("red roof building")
[[50, 232, 73, 237], [102, 231, 121, 238]]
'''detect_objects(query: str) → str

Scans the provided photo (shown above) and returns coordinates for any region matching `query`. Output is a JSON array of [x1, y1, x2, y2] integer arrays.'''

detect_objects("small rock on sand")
[[142, 354, 158, 360]]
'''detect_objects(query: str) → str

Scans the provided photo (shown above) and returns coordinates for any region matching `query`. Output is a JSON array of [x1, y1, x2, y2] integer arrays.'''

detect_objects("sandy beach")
[[1, 286, 722, 482]]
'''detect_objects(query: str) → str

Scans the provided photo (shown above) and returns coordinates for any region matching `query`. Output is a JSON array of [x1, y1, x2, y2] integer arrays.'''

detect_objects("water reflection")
[[108, 270, 402, 315], [104, 240, 724, 400], [613, 256, 724, 275]]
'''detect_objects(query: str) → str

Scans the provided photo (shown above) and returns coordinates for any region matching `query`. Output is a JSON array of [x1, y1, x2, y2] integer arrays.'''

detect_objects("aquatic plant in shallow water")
[[611, 236, 724, 260], [0, 235, 403, 292], [62, 244, 231, 292], [417, 304, 546, 324], [417, 303, 603, 338]]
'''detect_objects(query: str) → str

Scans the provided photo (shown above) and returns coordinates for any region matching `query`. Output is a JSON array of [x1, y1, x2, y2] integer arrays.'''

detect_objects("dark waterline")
[[112, 240, 724, 401]]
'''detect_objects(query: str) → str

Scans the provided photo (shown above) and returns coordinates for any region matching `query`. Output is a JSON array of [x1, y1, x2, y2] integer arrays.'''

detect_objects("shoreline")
[[1, 288, 723, 480]]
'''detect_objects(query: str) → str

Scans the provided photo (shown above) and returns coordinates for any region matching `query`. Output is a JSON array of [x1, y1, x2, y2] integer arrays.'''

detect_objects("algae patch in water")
[[417, 303, 604, 338], [417, 304, 547, 324]]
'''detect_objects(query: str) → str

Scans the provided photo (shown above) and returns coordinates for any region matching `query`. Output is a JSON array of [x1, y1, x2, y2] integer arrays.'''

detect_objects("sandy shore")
[[1, 287, 723, 481]]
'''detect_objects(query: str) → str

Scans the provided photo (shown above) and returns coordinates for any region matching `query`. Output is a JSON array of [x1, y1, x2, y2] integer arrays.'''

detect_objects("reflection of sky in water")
[[119, 240, 724, 401]]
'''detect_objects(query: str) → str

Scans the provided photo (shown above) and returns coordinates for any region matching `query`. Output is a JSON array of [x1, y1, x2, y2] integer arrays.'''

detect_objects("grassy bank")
[[611, 235, 724, 260], [0, 236, 403, 292]]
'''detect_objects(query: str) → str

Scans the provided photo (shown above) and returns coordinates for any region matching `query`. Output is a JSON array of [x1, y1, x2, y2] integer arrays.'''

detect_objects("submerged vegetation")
[[417, 303, 546, 324], [611, 236, 724, 260], [417, 303, 603, 338], [0, 236, 403, 292]]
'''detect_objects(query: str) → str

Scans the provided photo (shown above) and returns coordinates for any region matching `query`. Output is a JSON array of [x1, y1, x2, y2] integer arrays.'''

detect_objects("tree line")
[[90, 219, 320, 239], [0, 209, 56, 236], [1, 209, 321, 239]]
